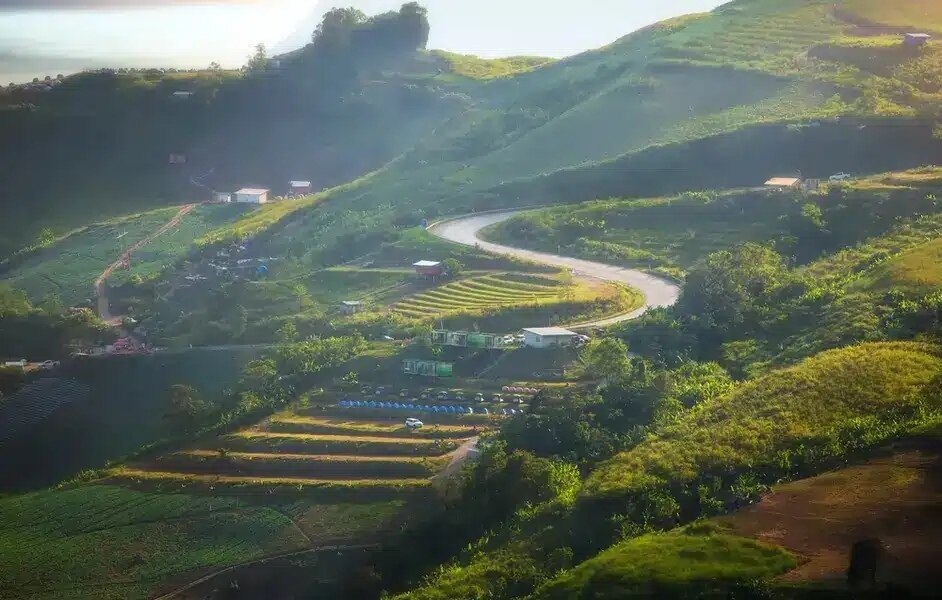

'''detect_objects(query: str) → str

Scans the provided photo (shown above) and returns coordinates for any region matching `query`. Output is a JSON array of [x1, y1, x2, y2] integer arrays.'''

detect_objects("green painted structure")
[[402, 359, 454, 378]]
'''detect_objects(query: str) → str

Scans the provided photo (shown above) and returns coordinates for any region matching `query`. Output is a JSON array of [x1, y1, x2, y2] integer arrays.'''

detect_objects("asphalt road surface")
[[429, 210, 681, 328]]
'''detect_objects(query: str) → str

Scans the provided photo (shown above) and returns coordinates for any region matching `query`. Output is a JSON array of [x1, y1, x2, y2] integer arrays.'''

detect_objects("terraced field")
[[659, 1, 844, 73], [393, 273, 566, 319], [109, 404, 489, 497]]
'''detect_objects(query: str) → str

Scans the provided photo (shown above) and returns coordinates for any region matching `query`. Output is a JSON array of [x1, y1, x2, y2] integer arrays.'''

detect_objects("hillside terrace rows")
[[108, 402, 502, 497]]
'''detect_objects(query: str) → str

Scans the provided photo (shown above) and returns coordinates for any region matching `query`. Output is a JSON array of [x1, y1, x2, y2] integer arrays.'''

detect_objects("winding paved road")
[[429, 210, 681, 328]]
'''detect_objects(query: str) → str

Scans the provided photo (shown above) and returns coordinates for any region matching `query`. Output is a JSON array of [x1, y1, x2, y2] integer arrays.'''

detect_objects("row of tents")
[[336, 400, 520, 416]]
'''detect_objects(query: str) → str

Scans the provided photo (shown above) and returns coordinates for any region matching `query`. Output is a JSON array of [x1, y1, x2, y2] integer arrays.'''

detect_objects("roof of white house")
[[342, 300, 362, 306], [236, 188, 269, 195], [290, 181, 312, 187], [765, 177, 801, 187], [906, 33, 931, 39], [413, 260, 442, 267], [523, 327, 578, 337]]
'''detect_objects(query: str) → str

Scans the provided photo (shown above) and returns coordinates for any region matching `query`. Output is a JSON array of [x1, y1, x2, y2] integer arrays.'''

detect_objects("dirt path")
[[95, 204, 197, 324], [149, 544, 378, 600], [429, 210, 681, 328]]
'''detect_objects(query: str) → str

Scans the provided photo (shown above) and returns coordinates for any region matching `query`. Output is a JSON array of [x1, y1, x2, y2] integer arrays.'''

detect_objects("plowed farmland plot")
[[109, 402, 485, 497]]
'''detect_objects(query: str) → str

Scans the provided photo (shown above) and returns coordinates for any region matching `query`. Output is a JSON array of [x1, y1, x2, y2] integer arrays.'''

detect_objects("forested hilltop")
[[0, 0, 941, 598]]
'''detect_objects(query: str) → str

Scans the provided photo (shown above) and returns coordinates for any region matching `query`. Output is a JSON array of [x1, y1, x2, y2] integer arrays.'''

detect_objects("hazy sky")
[[0, 0, 726, 83]]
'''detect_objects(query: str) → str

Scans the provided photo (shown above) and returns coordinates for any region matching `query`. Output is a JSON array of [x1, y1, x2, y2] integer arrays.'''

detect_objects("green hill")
[[532, 523, 796, 599], [390, 343, 942, 600], [584, 342, 942, 499]]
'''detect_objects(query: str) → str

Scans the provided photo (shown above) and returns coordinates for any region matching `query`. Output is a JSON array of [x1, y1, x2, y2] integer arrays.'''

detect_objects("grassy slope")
[[432, 51, 554, 80], [533, 523, 796, 599], [855, 236, 942, 295], [394, 342, 942, 600], [584, 342, 942, 499]]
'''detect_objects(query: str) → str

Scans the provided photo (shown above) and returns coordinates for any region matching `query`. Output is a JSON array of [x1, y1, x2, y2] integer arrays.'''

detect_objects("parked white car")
[[829, 172, 853, 182], [405, 418, 424, 430], [39, 360, 60, 370]]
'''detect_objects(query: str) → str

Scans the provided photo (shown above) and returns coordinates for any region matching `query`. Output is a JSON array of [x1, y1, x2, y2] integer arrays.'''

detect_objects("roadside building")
[[764, 176, 803, 190], [522, 327, 579, 349], [289, 181, 312, 195], [905, 33, 931, 47], [340, 300, 362, 315], [171, 91, 194, 100], [413, 260, 445, 279], [234, 188, 269, 204], [213, 192, 232, 203]]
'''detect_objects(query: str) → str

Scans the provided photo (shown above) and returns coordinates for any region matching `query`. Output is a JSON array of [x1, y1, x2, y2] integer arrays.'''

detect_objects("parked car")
[[374, 386, 386, 396], [405, 418, 424, 430], [399, 389, 410, 398], [360, 385, 373, 394], [829, 172, 853, 182], [39, 360, 60, 370]]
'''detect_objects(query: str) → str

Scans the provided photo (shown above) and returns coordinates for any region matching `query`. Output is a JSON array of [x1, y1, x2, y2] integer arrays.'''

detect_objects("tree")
[[275, 322, 299, 344], [164, 384, 211, 432], [580, 338, 631, 381], [679, 243, 789, 344], [208, 62, 222, 72], [442, 258, 465, 277], [312, 7, 366, 52], [245, 43, 269, 72], [398, 2, 431, 50]]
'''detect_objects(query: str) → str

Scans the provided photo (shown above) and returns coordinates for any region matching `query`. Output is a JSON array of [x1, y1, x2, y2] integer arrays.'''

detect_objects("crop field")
[[843, 0, 942, 32], [394, 273, 566, 318], [391, 273, 636, 330], [0, 349, 261, 492], [2, 204, 243, 305], [657, 0, 843, 74], [0, 378, 89, 444], [0, 485, 309, 600], [108, 399, 486, 497]]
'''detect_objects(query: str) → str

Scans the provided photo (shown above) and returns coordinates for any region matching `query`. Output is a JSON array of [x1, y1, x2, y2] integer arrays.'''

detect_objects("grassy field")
[[584, 342, 942, 500], [433, 51, 554, 80], [2, 204, 244, 306], [533, 523, 796, 599], [853, 236, 942, 295]]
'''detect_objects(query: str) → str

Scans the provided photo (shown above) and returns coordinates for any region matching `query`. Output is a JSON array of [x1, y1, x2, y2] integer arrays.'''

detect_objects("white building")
[[522, 327, 579, 349], [234, 188, 269, 204], [213, 192, 232, 203]]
